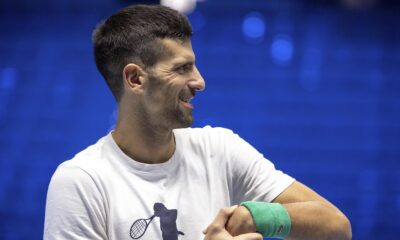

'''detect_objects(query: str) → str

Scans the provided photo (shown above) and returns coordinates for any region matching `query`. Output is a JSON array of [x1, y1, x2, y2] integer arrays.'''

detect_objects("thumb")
[[234, 232, 263, 240]]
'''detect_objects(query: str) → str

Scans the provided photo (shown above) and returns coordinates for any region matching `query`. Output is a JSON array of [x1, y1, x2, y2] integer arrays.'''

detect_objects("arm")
[[226, 181, 352, 240]]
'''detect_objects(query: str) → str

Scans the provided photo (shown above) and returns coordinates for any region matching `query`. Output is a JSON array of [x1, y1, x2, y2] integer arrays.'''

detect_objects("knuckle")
[[209, 223, 219, 230], [237, 206, 248, 214], [208, 223, 221, 233], [219, 207, 230, 215]]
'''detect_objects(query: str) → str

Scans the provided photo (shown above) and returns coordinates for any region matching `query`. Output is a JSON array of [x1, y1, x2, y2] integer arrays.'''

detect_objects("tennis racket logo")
[[129, 202, 184, 240], [130, 215, 156, 239]]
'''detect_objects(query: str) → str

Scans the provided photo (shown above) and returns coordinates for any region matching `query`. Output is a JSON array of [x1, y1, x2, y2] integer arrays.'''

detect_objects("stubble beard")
[[145, 75, 194, 130], [176, 105, 193, 128], [164, 103, 193, 129], [142, 97, 193, 131]]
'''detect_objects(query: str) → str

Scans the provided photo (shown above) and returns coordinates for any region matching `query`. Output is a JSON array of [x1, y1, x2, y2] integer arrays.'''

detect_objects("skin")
[[112, 37, 351, 239], [203, 206, 263, 240], [224, 181, 352, 240]]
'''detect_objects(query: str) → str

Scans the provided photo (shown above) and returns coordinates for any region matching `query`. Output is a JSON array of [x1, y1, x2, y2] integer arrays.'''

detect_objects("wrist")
[[240, 201, 291, 239]]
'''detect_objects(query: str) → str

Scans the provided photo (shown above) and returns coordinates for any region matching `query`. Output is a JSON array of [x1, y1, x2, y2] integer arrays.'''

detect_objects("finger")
[[212, 206, 238, 227], [203, 205, 238, 233], [234, 232, 263, 240]]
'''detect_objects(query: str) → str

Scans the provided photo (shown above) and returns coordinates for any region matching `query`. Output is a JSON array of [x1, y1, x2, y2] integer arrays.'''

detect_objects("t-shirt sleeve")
[[214, 128, 295, 204], [44, 164, 108, 240]]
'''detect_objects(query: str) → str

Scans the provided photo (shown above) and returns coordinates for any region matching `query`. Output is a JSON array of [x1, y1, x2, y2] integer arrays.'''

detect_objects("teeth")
[[179, 96, 191, 103]]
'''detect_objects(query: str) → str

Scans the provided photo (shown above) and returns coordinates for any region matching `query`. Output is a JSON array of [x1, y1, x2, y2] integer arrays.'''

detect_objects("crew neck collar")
[[105, 130, 181, 174]]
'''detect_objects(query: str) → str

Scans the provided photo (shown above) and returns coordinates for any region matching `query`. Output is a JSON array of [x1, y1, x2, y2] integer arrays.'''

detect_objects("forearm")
[[226, 202, 351, 240], [226, 181, 352, 239], [283, 201, 352, 240]]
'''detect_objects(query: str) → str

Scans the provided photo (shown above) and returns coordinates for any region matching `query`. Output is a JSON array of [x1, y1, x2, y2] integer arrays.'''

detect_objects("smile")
[[179, 95, 193, 103], [179, 96, 194, 109]]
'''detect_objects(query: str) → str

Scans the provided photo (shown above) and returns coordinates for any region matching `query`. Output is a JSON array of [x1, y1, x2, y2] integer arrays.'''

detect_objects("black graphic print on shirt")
[[130, 202, 184, 240]]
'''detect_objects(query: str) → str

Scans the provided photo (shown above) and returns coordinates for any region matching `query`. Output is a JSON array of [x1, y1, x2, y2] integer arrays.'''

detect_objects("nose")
[[188, 66, 206, 92]]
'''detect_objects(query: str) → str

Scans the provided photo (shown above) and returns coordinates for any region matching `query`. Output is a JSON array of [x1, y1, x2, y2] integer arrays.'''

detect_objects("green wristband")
[[240, 201, 291, 239]]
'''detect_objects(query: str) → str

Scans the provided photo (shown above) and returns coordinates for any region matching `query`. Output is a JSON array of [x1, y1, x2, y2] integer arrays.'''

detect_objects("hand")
[[203, 206, 262, 240], [226, 206, 257, 236]]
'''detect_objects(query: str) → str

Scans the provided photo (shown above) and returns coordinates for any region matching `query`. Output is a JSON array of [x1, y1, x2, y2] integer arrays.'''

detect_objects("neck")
[[112, 112, 175, 164]]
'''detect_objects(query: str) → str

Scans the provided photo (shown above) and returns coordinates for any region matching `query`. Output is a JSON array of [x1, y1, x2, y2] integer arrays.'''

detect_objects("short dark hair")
[[92, 5, 193, 101]]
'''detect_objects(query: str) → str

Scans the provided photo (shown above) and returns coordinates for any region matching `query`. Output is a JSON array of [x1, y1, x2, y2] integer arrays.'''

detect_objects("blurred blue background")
[[0, 0, 399, 239]]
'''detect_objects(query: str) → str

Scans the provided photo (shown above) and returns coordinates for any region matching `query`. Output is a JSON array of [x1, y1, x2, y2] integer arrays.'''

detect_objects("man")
[[44, 4, 351, 240]]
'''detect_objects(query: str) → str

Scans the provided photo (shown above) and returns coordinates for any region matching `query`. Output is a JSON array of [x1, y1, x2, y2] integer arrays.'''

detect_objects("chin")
[[174, 116, 193, 129], [174, 120, 192, 129], [165, 109, 193, 129]]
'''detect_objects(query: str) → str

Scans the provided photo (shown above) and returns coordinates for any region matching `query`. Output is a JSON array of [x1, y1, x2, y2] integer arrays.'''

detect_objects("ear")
[[122, 63, 145, 91]]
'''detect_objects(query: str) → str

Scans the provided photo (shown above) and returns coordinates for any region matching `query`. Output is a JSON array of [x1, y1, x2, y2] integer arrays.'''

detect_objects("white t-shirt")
[[44, 126, 294, 240]]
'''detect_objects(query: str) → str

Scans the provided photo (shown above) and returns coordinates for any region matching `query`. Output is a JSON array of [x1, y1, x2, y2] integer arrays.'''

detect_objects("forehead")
[[157, 38, 195, 65]]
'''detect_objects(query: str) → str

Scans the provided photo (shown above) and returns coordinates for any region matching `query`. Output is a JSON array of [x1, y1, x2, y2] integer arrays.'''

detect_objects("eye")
[[176, 63, 193, 74]]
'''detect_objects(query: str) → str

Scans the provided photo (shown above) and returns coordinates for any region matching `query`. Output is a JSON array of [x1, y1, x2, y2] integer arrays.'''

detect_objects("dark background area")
[[0, 0, 399, 239]]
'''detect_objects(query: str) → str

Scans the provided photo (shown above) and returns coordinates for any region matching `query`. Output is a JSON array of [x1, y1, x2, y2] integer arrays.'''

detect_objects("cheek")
[[146, 83, 181, 105], [146, 74, 184, 102], [162, 79, 184, 99]]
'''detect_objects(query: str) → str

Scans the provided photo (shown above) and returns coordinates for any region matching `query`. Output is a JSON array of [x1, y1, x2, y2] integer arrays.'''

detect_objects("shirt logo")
[[130, 202, 184, 240]]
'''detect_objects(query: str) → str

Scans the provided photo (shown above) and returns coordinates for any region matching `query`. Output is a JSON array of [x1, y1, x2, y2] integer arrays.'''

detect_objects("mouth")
[[178, 90, 195, 108], [179, 95, 193, 103]]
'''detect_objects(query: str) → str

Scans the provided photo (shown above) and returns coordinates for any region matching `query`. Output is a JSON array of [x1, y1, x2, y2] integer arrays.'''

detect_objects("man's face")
[[141, 38, 205, 129]]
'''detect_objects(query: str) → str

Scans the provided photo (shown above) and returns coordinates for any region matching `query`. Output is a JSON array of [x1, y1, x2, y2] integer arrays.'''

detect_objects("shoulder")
[[47, 135, 112, 201], [174, 125, 236, 144], [49, 163, 96, 194], [60, 134, 110, 173], [49, 134, 112, 191], [45, 143, 108, 239], [174, 126, 252, 161]]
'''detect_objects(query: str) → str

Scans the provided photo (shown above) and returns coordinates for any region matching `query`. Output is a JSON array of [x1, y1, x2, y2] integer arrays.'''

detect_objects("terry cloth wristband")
[[240, 201, 291, 239]]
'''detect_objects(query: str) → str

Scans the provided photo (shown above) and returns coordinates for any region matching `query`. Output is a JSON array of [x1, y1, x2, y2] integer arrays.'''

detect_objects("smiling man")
[[44, 4, 351, 240]]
